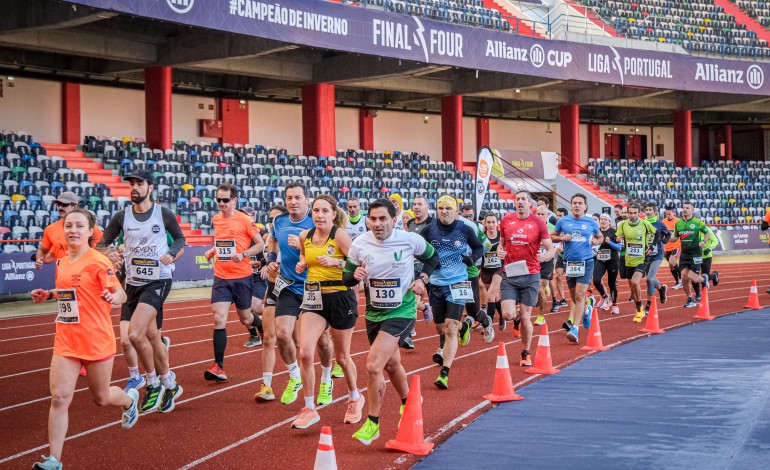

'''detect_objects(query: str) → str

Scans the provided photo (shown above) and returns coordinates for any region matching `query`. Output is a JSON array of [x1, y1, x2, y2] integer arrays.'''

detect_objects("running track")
[[1, 263, 768, 469]]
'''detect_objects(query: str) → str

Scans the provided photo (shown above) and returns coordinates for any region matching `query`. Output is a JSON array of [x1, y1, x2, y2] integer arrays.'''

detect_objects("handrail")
[[557, 152, 635, 204], [0, 238, 41, 243], [492, 153, 572, 206]]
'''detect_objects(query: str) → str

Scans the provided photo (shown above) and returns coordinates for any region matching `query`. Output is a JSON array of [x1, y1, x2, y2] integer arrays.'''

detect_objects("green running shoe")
[[534, 314, 546, 326], [458, 317, 473, 346], [331, 362, 345, 378], [353, 418, 380, 445], [434, 374, 449, 390], [317, 380, 333, 406], [281, 377, 303, 405], [140, 382, 165, 413]]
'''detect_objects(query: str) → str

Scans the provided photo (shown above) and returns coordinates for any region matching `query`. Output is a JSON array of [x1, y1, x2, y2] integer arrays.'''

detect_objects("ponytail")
[[312, 194, 346, 229]]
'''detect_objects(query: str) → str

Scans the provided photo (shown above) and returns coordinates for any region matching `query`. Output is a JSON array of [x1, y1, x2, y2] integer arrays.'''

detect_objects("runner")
[[479, 212, 504, 330], [402, 209, 415, 228], [30, 208, 138, 470], [536, 196, 558, 224], [263, 182, 334, 404], [488, 189, 554, 366], [643, 202, 671, 314], [551, 193, 603, 343], [389, 193, 405, 230], [203, 182, 265, 382], [290, 195, 364, 429], [699, 223, 720, 288], [616, 202, 659, 322], [668, 202, 712, 308], [241, 205, 266, 348], [592, 213, 621, 314], [343, 198, 439, 445], [254, 205, 288, 402], [421, 195, 492, 389], [763, 208, 770, 294], [456, 204, 494, 336], [661, 205, 683, 289], [97, 170, 185, 412], [345, 196, 368, 240], [533, 206, 557, 326], [405, 195, 435, 350], [613, 204, 625, 226], [551, 207, 569, 312]]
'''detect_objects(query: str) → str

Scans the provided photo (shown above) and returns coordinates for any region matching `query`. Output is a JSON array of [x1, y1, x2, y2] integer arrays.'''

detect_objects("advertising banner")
[[171, 246, 215, 282], [62, 0, 770, 95], [474, 146, 494, 217], [495, 150, 546, 179], [0, 254, 55, 295]]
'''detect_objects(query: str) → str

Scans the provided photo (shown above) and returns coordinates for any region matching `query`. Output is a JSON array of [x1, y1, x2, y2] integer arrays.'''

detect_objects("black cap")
[[123, 169, 155, 185]]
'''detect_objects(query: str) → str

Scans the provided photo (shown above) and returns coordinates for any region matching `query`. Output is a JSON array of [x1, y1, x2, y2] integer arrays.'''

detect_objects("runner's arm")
[[465, 226, 484, 266], [95, 211, 125, 252], [416, 243, 439, 278], [161, 207, 186, 258]]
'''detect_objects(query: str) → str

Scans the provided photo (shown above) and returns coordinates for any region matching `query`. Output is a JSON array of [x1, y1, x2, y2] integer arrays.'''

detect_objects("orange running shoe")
[[203, 363, 228, 382]]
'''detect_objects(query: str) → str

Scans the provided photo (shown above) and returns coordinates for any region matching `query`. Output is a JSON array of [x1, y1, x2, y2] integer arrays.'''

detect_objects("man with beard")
[[97, 170, 186, 413], [345, 197, 368, 241]]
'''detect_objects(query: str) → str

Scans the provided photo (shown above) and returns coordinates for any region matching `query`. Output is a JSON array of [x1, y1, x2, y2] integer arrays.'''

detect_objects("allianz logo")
[[167, 0, 194, 14]]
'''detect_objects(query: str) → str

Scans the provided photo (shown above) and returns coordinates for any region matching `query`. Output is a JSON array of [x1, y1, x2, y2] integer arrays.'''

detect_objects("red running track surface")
[[0, 263, 768, 469]]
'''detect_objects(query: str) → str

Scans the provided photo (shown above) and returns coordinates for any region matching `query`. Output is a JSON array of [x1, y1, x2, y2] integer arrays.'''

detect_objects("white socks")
[[287, 362, 300, 380]]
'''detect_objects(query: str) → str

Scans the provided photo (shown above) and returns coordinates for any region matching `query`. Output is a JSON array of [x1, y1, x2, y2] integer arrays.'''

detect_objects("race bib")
[[627, 243, 644, 257], [483, 252, 502, 269], [368, 278, 403, 309], [693, 256, 703, 265], [273, 275, 294, 296], [450, 281, 474, 303], [597, 249, 611, 262], [131, 258, 160, 282], [215, 239, 236, 261], [566, 261, 586, 277], [55, 289, 80, 324], [300, 282, 323, 311], [504, 260, 530, 277]]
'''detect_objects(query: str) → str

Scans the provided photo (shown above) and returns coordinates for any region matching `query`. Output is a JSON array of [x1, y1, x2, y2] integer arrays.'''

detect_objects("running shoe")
[[695, 293, 702, 302], [317, 381, 333, 406], [673, 282, 683, 290], [566, 325, 579, 343], [159, 383, 183, 413], [558, 299, 568, 307], [434, 373, 449, 390], [471, 321, 481, 330], [291, 407, 320, 429], [498, 315, 507, 332], [512, 319, 521, 338], [534, 314, 546, 326], [586, 295, 595, 308], [632, 310, 645, 323], [583, 305, 593, 329], [767, 287, 770, 296], [611, 305, 620, 315], [254, 383, 275, 402], [458, 318, 473, 346], [684, 298, 698, 308], [122, 388, 140, 429], [353, 418, 380, 445], [701, 274, 710, 289], [520, 350, 532, 367], [161, 336, 171, 349], [432, 348, 444, 366], [243, 335, 262, 347], [331, 362, 345, 378], [140, 382, 165, 413], [204, 363, 228, 382], [123, 375, 146, 393], [628, 295, 634, 302], [482, 321, 495, 343], [400, 336, 415, 349], [80, 365, 87, 377], [712, 271, 719, 286], [344, 396, 365, 424], [410, 329, 417, 338], [562, 318, 573, 332], [281, 377, 303, 405], [423, 304, 433, 323], [550, 301, 559, 313], [659, 284, 668, 304], [33, 455, 62, 470]]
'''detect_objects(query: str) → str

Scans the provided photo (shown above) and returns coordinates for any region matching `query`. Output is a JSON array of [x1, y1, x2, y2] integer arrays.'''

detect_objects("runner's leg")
[[47, 355, 80, 461], [297, 312, 327, 409]]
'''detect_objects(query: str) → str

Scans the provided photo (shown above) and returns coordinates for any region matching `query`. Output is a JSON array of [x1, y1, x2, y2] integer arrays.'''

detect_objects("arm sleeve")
[[342, 244, 360, 287], [96, 211, 125, 250], [607, 240, 622, 251], [161, 208, 186, 257]]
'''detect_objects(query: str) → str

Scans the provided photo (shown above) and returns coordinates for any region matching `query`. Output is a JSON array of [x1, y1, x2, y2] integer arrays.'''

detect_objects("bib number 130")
[[368, 278, 403, 309]]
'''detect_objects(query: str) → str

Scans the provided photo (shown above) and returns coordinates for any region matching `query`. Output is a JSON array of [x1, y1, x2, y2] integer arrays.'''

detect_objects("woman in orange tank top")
[[30, 209, 139, 470]]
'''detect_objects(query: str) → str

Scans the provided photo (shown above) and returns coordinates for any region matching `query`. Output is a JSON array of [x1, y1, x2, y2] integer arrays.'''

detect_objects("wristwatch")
[[242, 251, 249, 259], [419, 273, 430, 284]]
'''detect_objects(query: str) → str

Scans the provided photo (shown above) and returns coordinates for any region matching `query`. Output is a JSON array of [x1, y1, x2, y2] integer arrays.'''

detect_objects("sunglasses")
[[55, 203, 74, 208], [216, 198, 232, 203]]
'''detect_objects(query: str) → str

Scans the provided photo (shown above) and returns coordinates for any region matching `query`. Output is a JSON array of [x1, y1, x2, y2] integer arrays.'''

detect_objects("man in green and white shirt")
[[343, 199, 439, 446], [669, 201, 711, 308]]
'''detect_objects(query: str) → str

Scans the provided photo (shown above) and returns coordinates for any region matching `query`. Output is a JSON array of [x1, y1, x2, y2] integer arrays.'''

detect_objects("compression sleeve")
[[96, 211, 125, 250], [161, 207, 187, 257]]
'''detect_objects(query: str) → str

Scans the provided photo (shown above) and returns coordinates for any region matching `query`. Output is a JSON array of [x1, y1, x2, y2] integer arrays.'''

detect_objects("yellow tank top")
[[304, 226, 346, 291]]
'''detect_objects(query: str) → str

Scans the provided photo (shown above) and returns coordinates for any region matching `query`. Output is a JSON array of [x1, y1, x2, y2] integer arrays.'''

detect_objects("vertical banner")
[[474, 146, 494, 217]]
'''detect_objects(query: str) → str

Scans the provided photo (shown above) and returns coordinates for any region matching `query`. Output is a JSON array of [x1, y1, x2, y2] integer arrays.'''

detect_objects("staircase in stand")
[[44, 143, 213, 246], [559, 169, 626, 206], [713, 0, 770, 45], [481, 0, 545, 38]]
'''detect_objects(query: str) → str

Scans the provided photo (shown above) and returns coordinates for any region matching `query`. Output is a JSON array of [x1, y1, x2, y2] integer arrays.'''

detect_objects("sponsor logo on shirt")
[[393, 250, 403, 261]]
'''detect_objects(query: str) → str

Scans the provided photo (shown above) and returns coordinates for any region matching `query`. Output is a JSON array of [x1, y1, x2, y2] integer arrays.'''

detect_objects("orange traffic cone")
[[385, 375, 434, 456], [581, 307, 609, 351], [693, 288, 715, 320], [525, 323, 560, 375], [313, 426, 337, 470], [744, 280, 763, 310], [640, 297, 665, 334], [482, 342, 524, 402]]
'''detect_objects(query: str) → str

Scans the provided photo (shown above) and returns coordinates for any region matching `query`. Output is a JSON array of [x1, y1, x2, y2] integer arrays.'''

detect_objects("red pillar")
[[302, 84, 336, 156], [61, 83, 80, 145], [674, 110, 692, 168], [441, 95, 463, 169], [218, 99, 249, 144], [559, 104, 580, 174], [145, 66, 173, 149], [723, 124, 732, 161], [359, 108, 374, 151], [586, 123, 601, 159], [476, 117, 490, 152]]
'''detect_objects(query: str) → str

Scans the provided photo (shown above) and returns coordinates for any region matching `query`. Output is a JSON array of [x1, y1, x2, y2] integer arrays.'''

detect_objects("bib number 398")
[[55, 289, 80, 324], [368, 278, 402, 309], [300, 282, 323, 311]]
